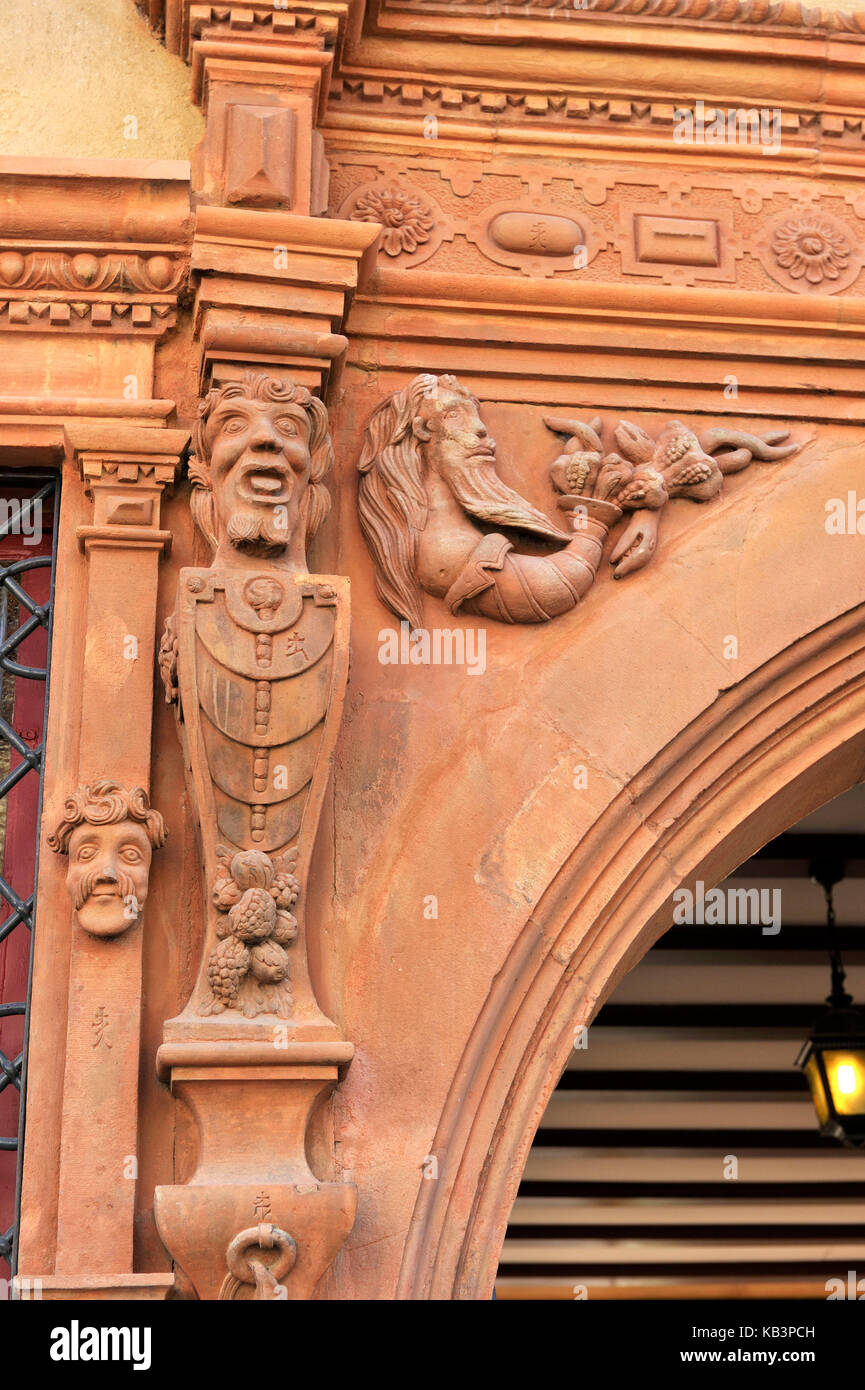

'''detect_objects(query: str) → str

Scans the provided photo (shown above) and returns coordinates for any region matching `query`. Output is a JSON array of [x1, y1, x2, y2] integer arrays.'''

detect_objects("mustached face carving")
[[188, 373, 335, 572], [66, 820, 154, 938], [48, 781, 166, 940], [206, 397, 313, 559]]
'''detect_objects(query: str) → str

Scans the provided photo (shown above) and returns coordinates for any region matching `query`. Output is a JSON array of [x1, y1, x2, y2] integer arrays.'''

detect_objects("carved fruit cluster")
[[206, 848, 299, 1015], [546, 416, 797, 512]]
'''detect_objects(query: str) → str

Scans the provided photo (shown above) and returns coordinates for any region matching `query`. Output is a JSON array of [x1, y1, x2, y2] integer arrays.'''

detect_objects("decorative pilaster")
[[163, 3, 349, 215], [20, 425, 188, 1301], [153, 374, 355, 1300], [128, 4, 378, 1300], [190, 26, 334, 214], [148, 4, 379, 392]]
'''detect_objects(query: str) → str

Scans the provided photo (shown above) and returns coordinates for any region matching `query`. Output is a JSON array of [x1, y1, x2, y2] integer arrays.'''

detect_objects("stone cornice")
[[0, 159, 192, 338], [346, 266, 865, 422], [134, 2, 865, 146], [324, 86, 865, 165], [137, 0, 865, 43], [145, 1, 352, 63], [0, 398, 179, 461], [379, 0, 865, 33], [191, 204, 380, 388]]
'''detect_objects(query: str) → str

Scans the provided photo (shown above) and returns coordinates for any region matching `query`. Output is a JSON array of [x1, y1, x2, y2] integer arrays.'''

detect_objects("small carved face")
[[414, 388, 497, 487], [65, 821, 154, 938], [205, 397, 314, 555]]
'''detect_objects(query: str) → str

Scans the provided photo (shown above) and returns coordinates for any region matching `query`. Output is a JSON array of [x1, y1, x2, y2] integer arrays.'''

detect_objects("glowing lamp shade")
[[799, 1031, 865, 1145], [799, 863, 865, 1146]]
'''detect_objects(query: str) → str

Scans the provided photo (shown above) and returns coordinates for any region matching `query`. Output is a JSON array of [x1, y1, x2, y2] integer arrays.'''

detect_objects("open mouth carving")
[[237, 462, 292, 504]]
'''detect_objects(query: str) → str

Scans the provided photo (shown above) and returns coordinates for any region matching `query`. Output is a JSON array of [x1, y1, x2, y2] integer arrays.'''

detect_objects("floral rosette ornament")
[[350, 186, 435, 257], [771, 215, 851, 286], [201, 847, 300, 1019]]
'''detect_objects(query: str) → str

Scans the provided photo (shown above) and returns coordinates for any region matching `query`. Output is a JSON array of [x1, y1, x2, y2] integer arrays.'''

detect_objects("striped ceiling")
[[496, 786, 865, 1300]]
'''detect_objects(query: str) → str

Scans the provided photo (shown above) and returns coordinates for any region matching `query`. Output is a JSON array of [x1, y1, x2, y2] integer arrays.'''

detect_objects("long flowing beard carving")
[[447, 458, 571, 542]]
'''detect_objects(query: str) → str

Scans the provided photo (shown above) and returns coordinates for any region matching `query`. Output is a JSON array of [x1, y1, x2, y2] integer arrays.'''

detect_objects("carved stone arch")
[[397, 602, 865, 1299]]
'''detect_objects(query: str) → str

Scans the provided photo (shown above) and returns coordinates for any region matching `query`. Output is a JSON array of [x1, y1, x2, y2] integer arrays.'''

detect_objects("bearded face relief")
[[48, 782, 166, 939], [418, 384, 499, 493], [411, 377, 570, 541], [189, 372, 334, 572], [208, 395, 311, 556], [358, 372, 799, 628]]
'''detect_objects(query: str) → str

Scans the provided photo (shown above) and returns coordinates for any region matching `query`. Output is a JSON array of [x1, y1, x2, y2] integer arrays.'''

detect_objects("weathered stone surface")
[[9, 0, 865, 1303]]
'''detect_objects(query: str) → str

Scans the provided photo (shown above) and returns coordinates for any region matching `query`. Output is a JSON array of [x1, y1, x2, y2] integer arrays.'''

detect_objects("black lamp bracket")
[[809, 856, 852, 1008]]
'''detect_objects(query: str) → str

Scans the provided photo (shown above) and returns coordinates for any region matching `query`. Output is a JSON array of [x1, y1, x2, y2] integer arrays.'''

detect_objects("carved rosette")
[[757, 207, 863, 295], [340, 180, 450, 267]]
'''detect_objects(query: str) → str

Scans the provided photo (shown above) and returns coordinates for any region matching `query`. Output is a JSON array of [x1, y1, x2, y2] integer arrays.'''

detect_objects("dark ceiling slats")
[[495, 821, 865, 1300]]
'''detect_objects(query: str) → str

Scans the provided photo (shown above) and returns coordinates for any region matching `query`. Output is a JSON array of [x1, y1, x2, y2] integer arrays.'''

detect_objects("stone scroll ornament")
[[154, 372, 355, 1302], [357, 373, 798, 628]]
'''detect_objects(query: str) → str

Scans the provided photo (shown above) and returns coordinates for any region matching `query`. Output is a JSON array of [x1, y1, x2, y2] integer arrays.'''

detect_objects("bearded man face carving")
[[358, 373, 623, 628], [189, 372, 334, 573]]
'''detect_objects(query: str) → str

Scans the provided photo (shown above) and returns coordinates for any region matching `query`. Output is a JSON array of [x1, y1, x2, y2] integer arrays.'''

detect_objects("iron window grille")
[[0, 475, 60, 1275]]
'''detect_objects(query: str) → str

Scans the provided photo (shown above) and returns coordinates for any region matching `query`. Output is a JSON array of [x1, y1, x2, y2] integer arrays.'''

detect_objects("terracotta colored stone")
[[6, 0, 865, 1303]]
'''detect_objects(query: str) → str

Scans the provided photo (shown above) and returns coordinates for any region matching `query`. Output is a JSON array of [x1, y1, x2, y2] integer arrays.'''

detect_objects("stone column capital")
[[65, 423, 189, 554]]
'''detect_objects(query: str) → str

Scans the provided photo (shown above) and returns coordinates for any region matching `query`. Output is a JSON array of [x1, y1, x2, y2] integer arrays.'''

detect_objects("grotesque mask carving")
[[188, 372, 334, 570]]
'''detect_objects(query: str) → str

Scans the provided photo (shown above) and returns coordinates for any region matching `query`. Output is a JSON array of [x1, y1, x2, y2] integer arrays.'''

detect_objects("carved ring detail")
[[219, 1224, 298, 1300]]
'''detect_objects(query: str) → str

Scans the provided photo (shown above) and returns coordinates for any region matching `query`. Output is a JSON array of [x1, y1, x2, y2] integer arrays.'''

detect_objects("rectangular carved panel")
[[634, 214, 721, 267]]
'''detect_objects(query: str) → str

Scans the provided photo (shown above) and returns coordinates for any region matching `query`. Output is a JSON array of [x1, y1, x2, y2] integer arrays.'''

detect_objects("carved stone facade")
[[3, 0, 865, 1306], [358, 373, 798, 625]]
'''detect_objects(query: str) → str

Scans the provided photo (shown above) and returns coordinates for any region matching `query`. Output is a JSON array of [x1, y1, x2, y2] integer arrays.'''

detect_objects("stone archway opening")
[[397, 604, 865, 1299], [495, 782, 865, 1301]]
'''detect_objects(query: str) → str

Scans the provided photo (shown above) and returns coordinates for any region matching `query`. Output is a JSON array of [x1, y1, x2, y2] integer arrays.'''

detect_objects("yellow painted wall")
[[0, 0, 203, 159]]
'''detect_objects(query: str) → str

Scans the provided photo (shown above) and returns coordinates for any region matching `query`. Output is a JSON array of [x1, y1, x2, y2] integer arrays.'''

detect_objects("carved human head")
[[358, 372, 569, 628], [48, 781, 166, 938], [407, 374, 497, 486], [190, 372, 334, 565]]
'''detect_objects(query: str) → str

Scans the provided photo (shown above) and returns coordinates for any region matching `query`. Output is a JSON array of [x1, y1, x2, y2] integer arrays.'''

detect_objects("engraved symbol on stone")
[[253, 1191, 272, 1220], [92, 1006, 112, 1049], [285, 629, 307, 659]]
